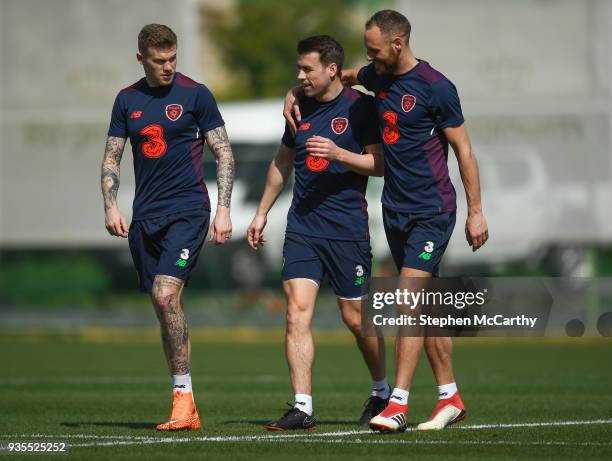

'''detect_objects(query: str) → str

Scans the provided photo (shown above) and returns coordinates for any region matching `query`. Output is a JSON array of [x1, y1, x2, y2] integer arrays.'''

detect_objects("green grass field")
[[1, 331, 611, 460]]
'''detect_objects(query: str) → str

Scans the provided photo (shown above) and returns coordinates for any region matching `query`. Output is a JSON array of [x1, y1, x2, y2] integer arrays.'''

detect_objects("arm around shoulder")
[[341, 68, 360, 87]]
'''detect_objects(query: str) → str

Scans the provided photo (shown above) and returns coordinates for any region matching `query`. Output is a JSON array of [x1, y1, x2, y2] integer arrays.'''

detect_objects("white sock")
[[371, 378, 390, 399], [389, 387, 409, 405], [172, 374, 192, 394], [294, 394, 313, 416], [438, 382, 458, 400]]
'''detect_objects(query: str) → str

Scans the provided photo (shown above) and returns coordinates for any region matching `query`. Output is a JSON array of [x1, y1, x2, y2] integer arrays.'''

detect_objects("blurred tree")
[[201, 0, 374, 100]]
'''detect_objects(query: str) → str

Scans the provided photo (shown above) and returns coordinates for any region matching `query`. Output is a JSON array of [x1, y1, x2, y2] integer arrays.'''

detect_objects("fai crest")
[[165, 104, 183, 121], [331, 117, 348, 135], [401, 95, 417, 112]]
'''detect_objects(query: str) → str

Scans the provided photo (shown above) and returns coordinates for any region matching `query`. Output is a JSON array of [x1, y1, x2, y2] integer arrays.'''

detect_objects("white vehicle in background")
[[446, 146, 551, 270], [219, 99, 291, 268], [446, 145, 602, 275]]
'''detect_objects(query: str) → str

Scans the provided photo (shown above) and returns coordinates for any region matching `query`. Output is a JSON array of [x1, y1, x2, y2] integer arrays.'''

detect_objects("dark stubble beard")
[[375, 48, 400, 75]]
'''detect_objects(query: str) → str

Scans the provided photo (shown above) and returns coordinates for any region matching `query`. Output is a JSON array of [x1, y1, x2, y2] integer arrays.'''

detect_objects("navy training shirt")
[[358, 60, 464, 213], [107, 72, 224, 220], [282, 87, 380, 241]]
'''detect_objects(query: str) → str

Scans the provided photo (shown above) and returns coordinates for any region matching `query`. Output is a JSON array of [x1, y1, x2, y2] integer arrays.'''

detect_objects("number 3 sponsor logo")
[[306, 154, 330, 172], [140, 124, 168, 158], [382, 110, 400, 144]]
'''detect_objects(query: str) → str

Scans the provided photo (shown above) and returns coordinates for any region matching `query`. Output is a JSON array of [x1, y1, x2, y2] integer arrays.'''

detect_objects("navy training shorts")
[[128, 209, 210, 292], [383, 208, 456, 276], [282, 232, 372, 299]]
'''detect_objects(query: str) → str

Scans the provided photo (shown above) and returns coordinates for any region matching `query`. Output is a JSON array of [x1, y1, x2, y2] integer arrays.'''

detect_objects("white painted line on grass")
[[0, 434, 155, 440], [286, 439, 612, 446], [456, 419, 612, 430], [67, 438, 612, 448], [3, 418, 612, 448]]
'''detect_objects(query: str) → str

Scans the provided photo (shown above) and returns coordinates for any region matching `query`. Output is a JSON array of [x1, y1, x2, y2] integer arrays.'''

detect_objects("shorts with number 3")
[[383, 209, 456, 276], [128, 209, 210, 292]]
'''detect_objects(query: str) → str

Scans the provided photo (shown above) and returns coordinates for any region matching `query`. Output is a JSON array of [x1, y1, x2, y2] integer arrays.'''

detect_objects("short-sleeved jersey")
[[358, 60, 464, 213], [281, 87, 380, 241], [108, 72, 224, 220]]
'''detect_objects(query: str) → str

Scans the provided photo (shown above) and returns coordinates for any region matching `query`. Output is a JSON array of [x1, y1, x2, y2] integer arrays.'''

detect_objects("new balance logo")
[[391, 413, 406, 426]]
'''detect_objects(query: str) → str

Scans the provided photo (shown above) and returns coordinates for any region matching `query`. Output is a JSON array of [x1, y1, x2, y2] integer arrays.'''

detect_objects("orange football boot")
[[156, 390, 201, 431]]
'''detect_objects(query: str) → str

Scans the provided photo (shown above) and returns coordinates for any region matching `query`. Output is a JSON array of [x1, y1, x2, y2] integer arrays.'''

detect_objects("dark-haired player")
[[248, 35, 388, 430], [101, 24, 234, 431], [284, 9, 489, 432]]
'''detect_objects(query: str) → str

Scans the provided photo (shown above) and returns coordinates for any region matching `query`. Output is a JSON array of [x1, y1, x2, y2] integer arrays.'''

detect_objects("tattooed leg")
[[151, 275, 190, 375]]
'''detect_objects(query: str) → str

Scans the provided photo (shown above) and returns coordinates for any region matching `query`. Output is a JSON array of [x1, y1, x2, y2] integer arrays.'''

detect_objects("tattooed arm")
[[204, 125, 234, 245], [101, 135, 129, 238]]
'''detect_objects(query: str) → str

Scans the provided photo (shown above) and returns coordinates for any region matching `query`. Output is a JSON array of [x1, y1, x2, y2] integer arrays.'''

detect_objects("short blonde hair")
[[138, 24, 177, 55]]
